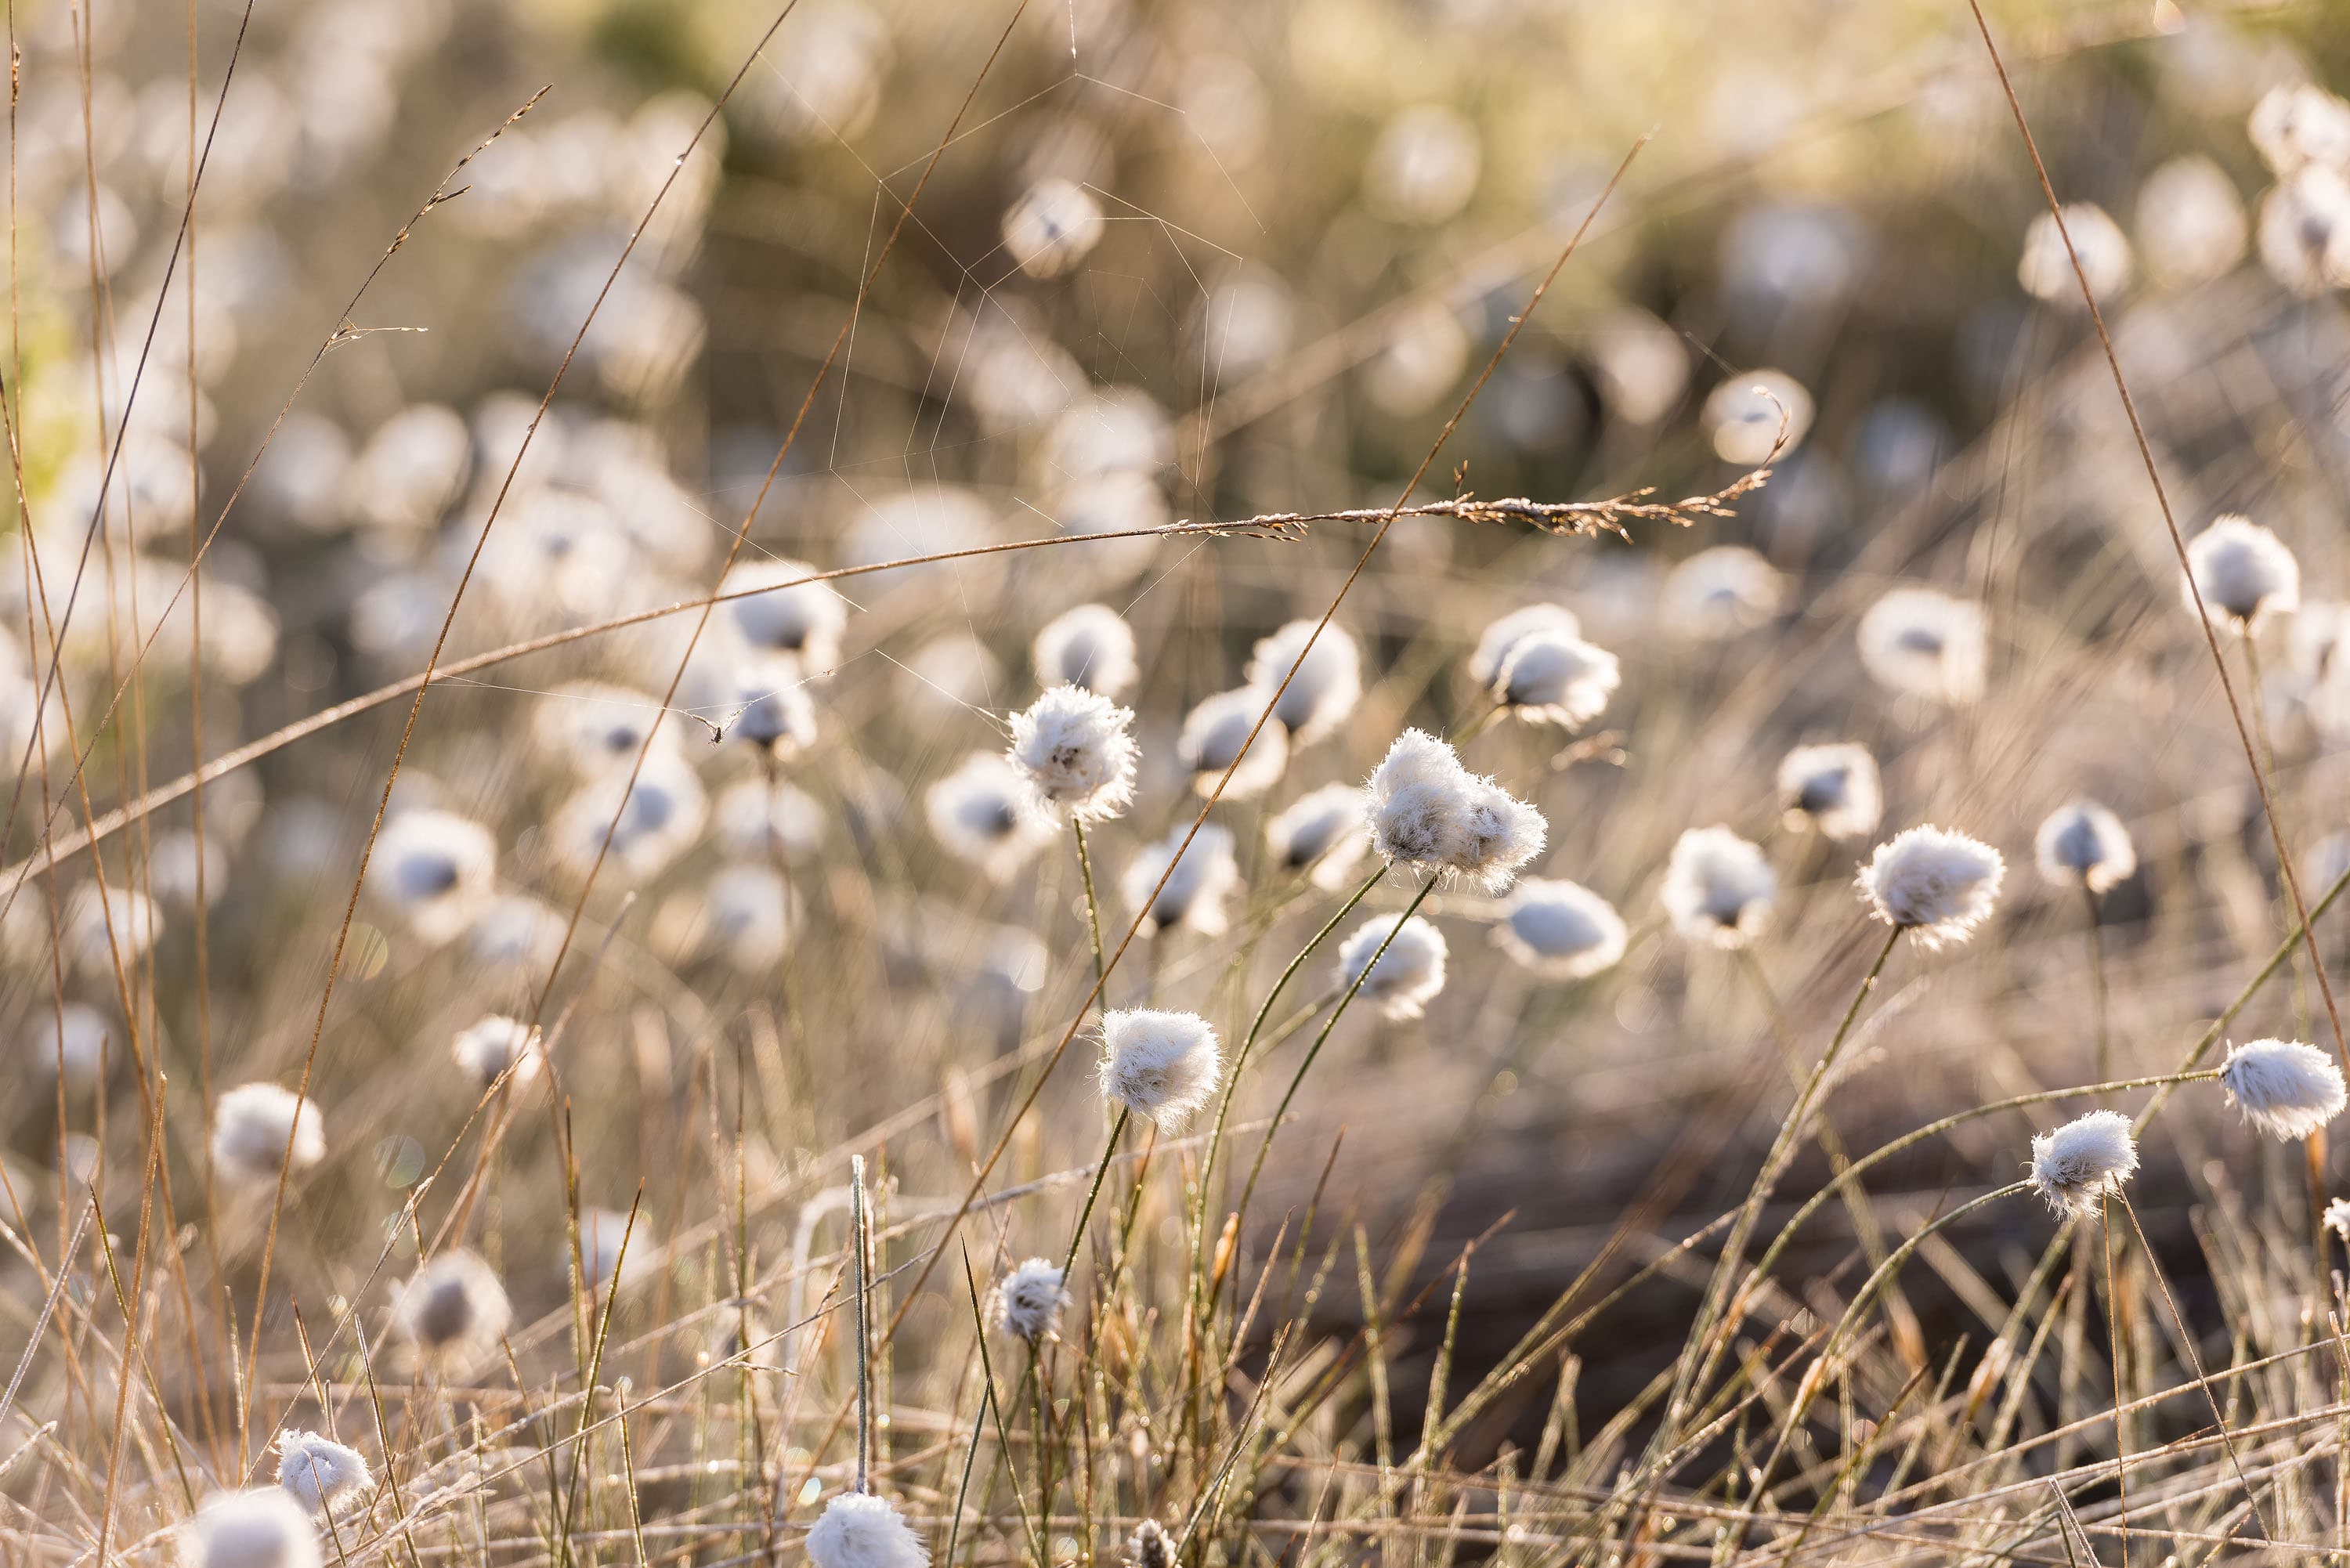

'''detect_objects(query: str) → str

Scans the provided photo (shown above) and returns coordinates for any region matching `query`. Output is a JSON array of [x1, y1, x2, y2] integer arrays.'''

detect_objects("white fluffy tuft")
[[2029, 1110, 2138, 1216], [1494, 879, 1626, 981], [2221, 1039, 2348, 1141], [273, 1431, 372, 1516], [1099, 1010, 1223, 1129], [1660, 826, 1777, 949], [1009, 685, 1139, 824], [1777, 742, 1883, 842], [2184, 514, 2299, 630], [987, 1258, 1070, 1342], [2034, 800, 2136, 895], [1361, 729, 1545, 893], [1337, 913, 1449, 1021], [1856, 826, 2005, 949], [804, 1490, 929, 1568]]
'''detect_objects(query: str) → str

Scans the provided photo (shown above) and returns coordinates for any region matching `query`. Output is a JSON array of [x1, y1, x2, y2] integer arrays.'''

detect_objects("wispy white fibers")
[[1177, 686, 1290, 799], [1858, 826, 2005, 949], [1660, 826, 1777, 948], [452, 1015, 544, 1088], [1857, 587, 1987, 705], [184, 1488, 321, 1568], [2220, 1039, 2348, 1140], [1032, 604, 1139, 699], [1493, 878, 1625, 981], [1661, 546, 1785, 639], [1121, 822, 1241, 938], [1246, 619, 1363, 743], [2329, 1196, 2350, 1242], [1266, 782, 1371, 890], [1777, 742, 1882, 842], [2017, 203, 2131, 304], [549, 749, 710, 883], [1008, 684, 1138, 824], [718, 556, 847, 670], [926, 752, 1054, 880], [393, 1249, 513, 1370], [2183, 515, 2298, 630], [804, 1490, 928, 1568], [1487, 625, 1619, 728], [1099, 1009, 1223, 1129], [2034, 800, 2136, 895], [986, 1258, 1069, 1342], [1469, 604, 1579, 692], [717, 657, 819, 761], [273, 1430, 372, 1515], [369, 808, 497, 947], [212, 1083, 325, 1184], [1126, 1520, 1175, 1568], [1361, 729, 1546, 893], [1337, 913, 1448, 1021], [2030, 1110, 2137, 1216]]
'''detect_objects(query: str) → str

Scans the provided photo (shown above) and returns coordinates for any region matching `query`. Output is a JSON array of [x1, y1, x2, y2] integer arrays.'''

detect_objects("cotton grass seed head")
[[2034, 800, 2136, 894], [1660, 826, 1777, 948], [718, 556, 846, 670], [2220, 1039, 2348, 1141], [1468, 603, 1579, 689], [273, 1431, 372, 1516], [2257, 163, 2350, 296], [2029, 1110, 2137, 1216], [1032, 604, 1138, 699], [393, 1249, 512, 1369], [2328, 1197, 2350, 1241], [1338, 913, 1449, 1021], [1361, 728, 1546, 893], [804, 1490, 928, 1568], [1857, 826, 2005, 949], [1121, 822, 1242, 938], [1177, 686, 1289, 799], [1266, 782, 1371, 890], [1857, 587, 1987, 706], [369, 809, 496, 946], [65, 882, 162, 975], [926, 752, 1053, 880], [2184, 514, 2298, 630], [2250, 81, 2350, 176], [452, 1015, 544, 1089], [185, 1488, 321, 1568], [212, 1083, 325, 1185], [549, 750, 710, 883], [1125, 1520, 1174, 1568], [1776, 742, 1882, 842], [576, 1208, 650, 1292], [1489, 628, 1619, 728], [1008, 684, 1138, 824], [987, 1258, 1069, 1342], [2017, 202, 2131, 304], [1661, 546, 1786, 640], [1702, 370, 1813, 464], [1494, 878, 1626, 981], [1099, 1009, 1222, 1129], [31, 1002, 110, 1089], [1246, 619, 1363, 744]]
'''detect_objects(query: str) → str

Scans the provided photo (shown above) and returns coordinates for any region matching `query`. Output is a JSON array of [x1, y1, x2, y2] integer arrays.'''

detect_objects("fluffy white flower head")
[[2029, 1110, 2138, 1216], [274, 1431, 372, 1516], [719, 557, 846, 670], [1361, 729, 1545, 893], [1121, 822, 1241, 938], [2017, 203, 2132, 304], [2258, 163, 2350, 296], [1494, 879, 1625, 981], [2034, 801, 2136, 895], [1266, 782, 1370, 889], [925, 752, 1052, 880], [988, 1258, 1069, 1342], [394, 1249, 513, 1368], [2328, 1196, 2350, 1242], [31, 1002, 111, 1089], [804, 1490, 928, 1568], [1008, 685, 1138, 824], [1489, 628, 1619, 729], [1337, 913, 1448, 1021], [1246, 620, 1362, 744], [369, 810, 496, 946], [453, 1016, 544, 1088], [1177, 686, 1289, 799], [1661, 826, 1777, 949], [1469, 604, 1578, 690], [1777, 742, 1882, 842], [185, 1488, 321, 1568], [2220, 1039, 2348, 1141], [1857, 826, 2005, 949], [1099, 1009, 1223, 1129], [1661, 546, 1786, 640], [1032, 604, 1138, 699], [2184, 515, 2298, 630], [1857, 588, 1987, 706], [212, 1083, 325, 1184], [2251, 81, 2350, 176]]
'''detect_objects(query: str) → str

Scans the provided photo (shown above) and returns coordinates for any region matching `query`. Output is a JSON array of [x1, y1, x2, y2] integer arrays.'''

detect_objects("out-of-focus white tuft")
[[804, 1490, 929, 1568], [2017, 202, 2131, 304], [1494, 878, 1626, 980], [2328, 1196, 2350, 1241], [1488, 627, 1619, 728], [2029, 1110, 2138, 1216], [987, 1257, 1070, 1342], [1033, 604, 1139, 699], [1177, 686, 1290, 799], [1003, 177, 1104, 279], [2250, 81, 2350, 176], [2034, 800, 2137, 895], [1469, 604, 1579, 692], [1099, 1010, 1223, 1129], [2135, 155, 2247, 289], [184, 1488, 321, 1568], [28, 1002, 110, 1089], [1361, 729, 1546, 893], [65, 882, 163, 976], [2257, 163, 2350, 296], [212, 1083, 325, 1184], [1121, 822, 1241, 938], [1125, 1519, 1175, 1568], [2220, 1039, 2348, 1140], [1337, 912, 1448, 1021], [926, 752, 1054, 880], [1857, 826, 2005, 949], [718, 557, 846, 671], [1008, 685, 1138, 824], [1857, 587, 1987, 706], [530, 681, 676, 777], [452, 1015, 544, 1088], [1661, 826, 1777, 949], [2183, 514, 2298, 630], [1266, 782, 1371, 890], [548, 750, 709, 883], [1777, 742, 1882, 842], [1661, 546, 1785, 639], [1702, 370, 1813, 463], [369, 809, 497, 947], [1246, 620, 1363, 744], [273, 1430, 372, 1515], [394, 1249, 513, 1369], [575, 1208, 651, 1293]]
